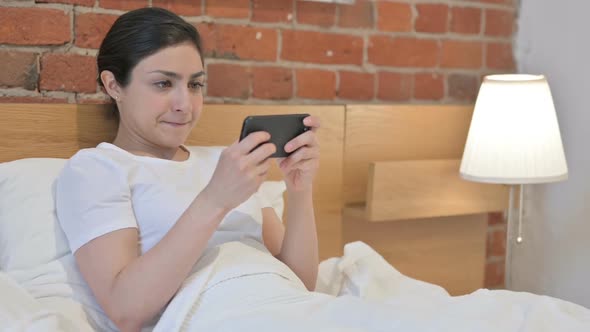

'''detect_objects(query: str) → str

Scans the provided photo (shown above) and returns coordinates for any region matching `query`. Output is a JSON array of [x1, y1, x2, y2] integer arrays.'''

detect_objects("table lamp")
[[460, 74, 568, 288]]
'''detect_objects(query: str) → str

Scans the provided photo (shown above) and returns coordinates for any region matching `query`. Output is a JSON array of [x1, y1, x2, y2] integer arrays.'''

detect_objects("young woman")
[[56, 7, 322, 331], [54, 7, 590, 332]]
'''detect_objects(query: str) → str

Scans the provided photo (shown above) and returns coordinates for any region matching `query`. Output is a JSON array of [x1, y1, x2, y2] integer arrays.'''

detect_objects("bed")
[[1, 103, 589, 331]]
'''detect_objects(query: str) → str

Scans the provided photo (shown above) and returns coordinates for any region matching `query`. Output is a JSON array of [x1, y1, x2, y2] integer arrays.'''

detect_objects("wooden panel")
[[0, 104, 118, 161], [342, 213, 487, 296], [344, 104, 475, 204], [363, 159, 509, 221], [0, 103, 345, 259]]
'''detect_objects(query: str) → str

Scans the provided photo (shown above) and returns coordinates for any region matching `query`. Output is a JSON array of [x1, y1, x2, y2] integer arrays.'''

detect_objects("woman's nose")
[[174, 87, 193, 113]]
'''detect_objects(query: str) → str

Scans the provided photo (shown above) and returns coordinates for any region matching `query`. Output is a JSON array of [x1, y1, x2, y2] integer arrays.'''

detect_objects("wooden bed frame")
[[0, 103, 507, 296]]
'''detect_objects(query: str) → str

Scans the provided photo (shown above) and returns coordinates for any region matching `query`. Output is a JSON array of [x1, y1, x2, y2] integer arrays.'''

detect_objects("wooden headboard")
[[0, 103, 345, 260]]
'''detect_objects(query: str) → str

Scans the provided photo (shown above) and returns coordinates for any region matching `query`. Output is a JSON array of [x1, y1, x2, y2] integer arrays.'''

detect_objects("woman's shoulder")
[[61, 144, 133, 180], [70, 146, 124, 165]]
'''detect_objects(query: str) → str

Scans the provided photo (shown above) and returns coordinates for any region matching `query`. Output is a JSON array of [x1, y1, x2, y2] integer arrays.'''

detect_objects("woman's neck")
[[112, 127, 188, 161]]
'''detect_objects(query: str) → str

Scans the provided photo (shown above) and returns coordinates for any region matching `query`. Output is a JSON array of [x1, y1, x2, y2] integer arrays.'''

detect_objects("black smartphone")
[[239, 114, 311, 158]]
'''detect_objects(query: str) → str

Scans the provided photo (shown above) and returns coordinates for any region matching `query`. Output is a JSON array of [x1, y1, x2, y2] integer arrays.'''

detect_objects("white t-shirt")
[[55, 143, 292, 331], [56, 142, 285, 256]]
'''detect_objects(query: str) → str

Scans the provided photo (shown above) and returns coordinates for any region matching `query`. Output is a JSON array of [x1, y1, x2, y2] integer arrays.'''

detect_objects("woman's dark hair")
[[97, 7, 204, 113]]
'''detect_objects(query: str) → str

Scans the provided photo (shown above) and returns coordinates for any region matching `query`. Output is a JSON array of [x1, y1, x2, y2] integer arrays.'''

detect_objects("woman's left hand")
[[277, 116, 320, 193]]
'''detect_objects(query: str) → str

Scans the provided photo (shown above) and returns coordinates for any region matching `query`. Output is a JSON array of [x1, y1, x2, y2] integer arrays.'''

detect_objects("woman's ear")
[[100, 70, 123, 101]]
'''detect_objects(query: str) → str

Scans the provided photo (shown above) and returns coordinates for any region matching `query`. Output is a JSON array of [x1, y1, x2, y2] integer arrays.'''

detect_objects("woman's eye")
[[154, 81, 172, 89], [189, 82, 204, 91]]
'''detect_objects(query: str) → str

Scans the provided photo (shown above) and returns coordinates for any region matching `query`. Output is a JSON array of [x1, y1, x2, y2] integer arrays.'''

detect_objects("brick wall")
[[0, 0, 514, 287]]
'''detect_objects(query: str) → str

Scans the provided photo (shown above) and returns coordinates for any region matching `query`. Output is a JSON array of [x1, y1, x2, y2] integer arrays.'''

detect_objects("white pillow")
[[0, 158, 108, 331], [0, 158, 70, 271]]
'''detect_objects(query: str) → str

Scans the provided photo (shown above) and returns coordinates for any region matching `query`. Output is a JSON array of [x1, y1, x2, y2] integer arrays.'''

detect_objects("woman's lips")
[[162, 121, 189, 127]]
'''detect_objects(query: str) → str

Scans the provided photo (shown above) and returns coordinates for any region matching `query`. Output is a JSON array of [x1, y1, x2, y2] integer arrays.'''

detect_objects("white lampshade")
[[460, 74, 568, 184]]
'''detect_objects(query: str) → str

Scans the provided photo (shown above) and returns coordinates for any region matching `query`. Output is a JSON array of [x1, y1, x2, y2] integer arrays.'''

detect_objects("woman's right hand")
[[202, 132, 276, 211]]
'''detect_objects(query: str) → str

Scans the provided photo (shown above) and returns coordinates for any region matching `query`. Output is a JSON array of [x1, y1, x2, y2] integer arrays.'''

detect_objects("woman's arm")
[[75, 193, 227, 332], [261, 191, 319, 291], [264, 115, 321, 291], [73, 132, 276, 332], [276, 190, 318, 290]]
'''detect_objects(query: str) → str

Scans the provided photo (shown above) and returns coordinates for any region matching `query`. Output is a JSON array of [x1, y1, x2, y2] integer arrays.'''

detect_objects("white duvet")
[[0, 271, 90, 332], [2, 241, 590, 331], [152, 241, 590, 332]]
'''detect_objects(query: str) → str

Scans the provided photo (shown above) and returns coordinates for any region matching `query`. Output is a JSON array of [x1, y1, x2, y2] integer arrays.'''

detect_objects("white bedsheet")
[[154, 241, 590, 332], [3, 242, 590, 331], [0, 271, 89, 332]]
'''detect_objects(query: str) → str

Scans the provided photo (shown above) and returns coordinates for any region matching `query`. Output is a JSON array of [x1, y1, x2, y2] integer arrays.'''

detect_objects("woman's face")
[[117, 42, 205, 149]]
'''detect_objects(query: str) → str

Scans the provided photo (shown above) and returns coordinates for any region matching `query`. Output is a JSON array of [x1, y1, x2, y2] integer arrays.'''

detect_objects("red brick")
[[152, 0, 202, 16], [252, 67, 292, 100], [338, 0, 373, 29], [282, 30, 363, 65], [451, 7, 481, 34], [0, 8, 70, 46], [0, 96, 69, 104], [441, 40, 483, 69], [206, 63, 250, 99], [485, 260, 505, 289], [487, 42, 515, 70], [377, 72, 412, 101], [0, 52, 38, 90], [485, 9, 514, 37], [297, 1, 336, 27], [40, 54, 97, 93], [75, 13, 118, 49], [415, 4, 448, 33], [35, 0, 95, 6], [206, 0, 249, 18], [195, 22, 215, 50], [448, 74, 479, 102], [368, 36, 438, 68], [487, 228, 507, 257], [414, 73, 444, 100], [296, 69, 335, 100], [99, 0, 148, 10], [338, 71, 374, 101], [252, 0, 294, 23], [488, 212, 505, 226], [377, 2, 412, 32], [196, 23, 277, 61]]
